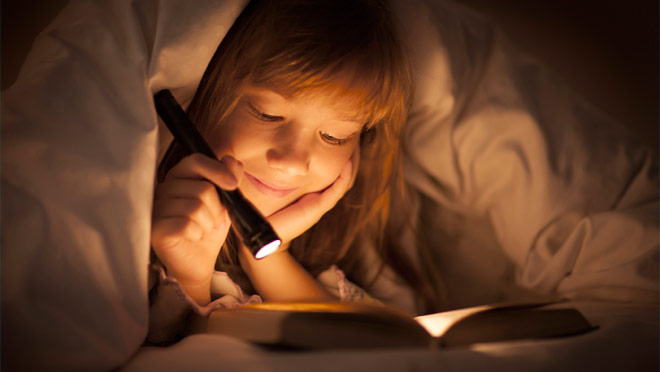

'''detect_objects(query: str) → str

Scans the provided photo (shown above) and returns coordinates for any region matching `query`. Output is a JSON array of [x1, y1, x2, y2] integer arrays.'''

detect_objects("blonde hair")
[[159, 0, 440, 312]]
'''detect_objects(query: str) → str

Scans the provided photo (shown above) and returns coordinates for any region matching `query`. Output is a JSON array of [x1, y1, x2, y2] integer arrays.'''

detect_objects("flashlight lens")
[[254, 240, 282, 259]]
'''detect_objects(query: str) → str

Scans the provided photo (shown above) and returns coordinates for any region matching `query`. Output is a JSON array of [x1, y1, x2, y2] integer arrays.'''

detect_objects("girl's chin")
[[241, 190, 298, 217]]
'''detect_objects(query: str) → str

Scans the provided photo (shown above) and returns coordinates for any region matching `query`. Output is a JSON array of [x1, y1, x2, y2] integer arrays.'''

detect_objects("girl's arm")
[[239, 245, 335, 302]]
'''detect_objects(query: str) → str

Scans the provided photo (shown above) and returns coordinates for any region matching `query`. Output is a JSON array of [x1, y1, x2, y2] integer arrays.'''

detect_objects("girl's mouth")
[[244, 172, 297, 198]]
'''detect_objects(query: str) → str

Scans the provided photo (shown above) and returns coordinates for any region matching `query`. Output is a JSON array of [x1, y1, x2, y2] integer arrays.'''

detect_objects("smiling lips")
[[244, 173, 297, 198]]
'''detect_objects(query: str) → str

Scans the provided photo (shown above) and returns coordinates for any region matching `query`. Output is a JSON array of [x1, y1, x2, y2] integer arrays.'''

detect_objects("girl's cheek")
[[316, 148, 354, 185]]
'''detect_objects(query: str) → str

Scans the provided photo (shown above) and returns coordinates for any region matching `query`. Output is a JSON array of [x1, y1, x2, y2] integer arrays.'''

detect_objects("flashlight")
[[154, 89, 281, 259]]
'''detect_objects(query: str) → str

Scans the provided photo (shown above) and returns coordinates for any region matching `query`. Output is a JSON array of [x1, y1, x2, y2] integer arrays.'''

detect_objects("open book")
[[187, 301, 595, 349]]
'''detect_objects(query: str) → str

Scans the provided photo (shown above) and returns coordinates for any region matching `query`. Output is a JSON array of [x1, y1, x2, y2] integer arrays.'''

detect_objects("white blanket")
[[2, 0, 657, 371]]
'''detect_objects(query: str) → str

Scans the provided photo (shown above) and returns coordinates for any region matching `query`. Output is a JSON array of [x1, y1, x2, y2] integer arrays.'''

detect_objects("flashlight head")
[[254, 239, 282, 259], [219, 189, 282, 260], [244, 224, 281, 259]]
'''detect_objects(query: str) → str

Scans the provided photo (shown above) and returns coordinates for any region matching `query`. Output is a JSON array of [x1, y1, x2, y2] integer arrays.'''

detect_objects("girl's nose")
[[266, 130, 311, 176]]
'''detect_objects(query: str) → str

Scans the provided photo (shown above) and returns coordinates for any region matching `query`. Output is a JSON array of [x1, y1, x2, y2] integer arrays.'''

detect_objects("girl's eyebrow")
[[242, 88, 287, 104], [323, 103, 365, 124], [332, 118, 363, 132], [332, 112, 363, 124]]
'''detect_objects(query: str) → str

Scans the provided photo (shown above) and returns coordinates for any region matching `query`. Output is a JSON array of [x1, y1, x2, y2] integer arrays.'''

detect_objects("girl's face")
[[209, 86, 362, 217]]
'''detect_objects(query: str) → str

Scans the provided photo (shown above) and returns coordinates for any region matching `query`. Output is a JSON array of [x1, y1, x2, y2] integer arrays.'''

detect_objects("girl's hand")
[[267, 147, 360, 247], [237, 148, 359, 302], [151, 154, 242, 304]]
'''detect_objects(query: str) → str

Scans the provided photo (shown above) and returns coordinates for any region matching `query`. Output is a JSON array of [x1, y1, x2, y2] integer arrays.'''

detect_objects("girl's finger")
[[165, 153, 241, 191], [221, 155, 244, 180], [153, 197, 220, 233], [154, 179, 223, 220], [151, 216, 204, 249], [322, 156, 355, 202]]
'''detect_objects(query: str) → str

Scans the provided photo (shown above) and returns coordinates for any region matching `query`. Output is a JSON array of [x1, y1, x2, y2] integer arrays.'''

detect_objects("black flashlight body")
[[153, 89, 281, 258]]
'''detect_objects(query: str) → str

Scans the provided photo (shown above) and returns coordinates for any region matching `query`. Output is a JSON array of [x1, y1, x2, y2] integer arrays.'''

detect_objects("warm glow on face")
[[209, 87, 362, 217]]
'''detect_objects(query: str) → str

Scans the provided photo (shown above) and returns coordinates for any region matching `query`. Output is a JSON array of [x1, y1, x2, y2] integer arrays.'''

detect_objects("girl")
[[4, 0, 657, 368], [148, 0, 437, 342]]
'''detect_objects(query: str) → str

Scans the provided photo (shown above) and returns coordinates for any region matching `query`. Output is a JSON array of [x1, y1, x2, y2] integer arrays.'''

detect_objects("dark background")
[[461, 0, 658, 150], [2, 0, 658, 149]]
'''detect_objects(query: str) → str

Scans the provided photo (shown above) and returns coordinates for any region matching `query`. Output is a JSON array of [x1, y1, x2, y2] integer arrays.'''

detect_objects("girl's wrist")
[[238, 243, 279, 282], [178, 277, 212, 306], [238, 244, 256, 277], [238, 241, 290, 270], [237, 243, 336, 302]]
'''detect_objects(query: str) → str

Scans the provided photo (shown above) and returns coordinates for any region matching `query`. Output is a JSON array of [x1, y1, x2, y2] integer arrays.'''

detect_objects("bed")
[[2, 1, 658, 371]]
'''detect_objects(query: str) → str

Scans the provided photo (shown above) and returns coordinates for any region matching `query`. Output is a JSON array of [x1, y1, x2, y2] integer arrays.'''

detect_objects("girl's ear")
[[360, 126, 377, 146]]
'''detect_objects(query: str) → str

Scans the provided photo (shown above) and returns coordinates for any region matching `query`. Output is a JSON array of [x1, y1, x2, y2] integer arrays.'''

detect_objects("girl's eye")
[[246, 103, 282, 122], [320, 132, 351, 146]]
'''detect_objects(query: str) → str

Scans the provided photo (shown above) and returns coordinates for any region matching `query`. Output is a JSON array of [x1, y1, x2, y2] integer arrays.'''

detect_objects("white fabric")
[[2, 0, 246, 370], [391, 0, 659, 309], [152, 263, 263, 316], [147, 263, 262, 345], [2, 0, 657, 371]]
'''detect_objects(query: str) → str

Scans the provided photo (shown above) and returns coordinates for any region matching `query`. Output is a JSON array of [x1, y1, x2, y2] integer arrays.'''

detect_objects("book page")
[[414, 305, 494, 337]]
